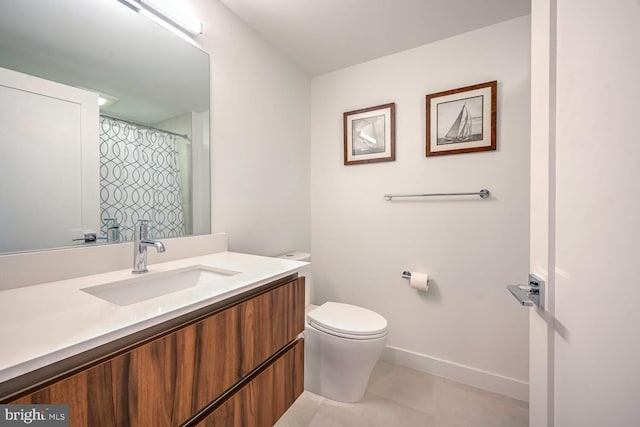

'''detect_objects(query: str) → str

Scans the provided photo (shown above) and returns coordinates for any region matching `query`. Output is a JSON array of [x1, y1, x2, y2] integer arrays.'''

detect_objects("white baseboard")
[[380, 345, 529, 402]]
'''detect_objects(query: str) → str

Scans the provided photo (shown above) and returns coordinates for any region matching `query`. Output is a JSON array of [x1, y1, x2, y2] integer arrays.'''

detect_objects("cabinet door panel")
[[13, 278, 304, 427]]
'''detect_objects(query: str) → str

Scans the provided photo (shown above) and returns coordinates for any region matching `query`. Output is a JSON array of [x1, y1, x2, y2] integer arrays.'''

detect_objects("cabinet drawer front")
[[189, 277, 304, 409], [13, 278, 305, 427], [196, 339, 304, 427]]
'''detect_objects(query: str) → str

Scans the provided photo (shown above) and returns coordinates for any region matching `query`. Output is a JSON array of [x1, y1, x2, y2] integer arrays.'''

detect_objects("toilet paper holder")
[[401, 270, 430, 292]]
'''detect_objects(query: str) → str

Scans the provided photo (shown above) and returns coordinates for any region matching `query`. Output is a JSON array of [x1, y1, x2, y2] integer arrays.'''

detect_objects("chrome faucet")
[[132, 220, 165, 274]]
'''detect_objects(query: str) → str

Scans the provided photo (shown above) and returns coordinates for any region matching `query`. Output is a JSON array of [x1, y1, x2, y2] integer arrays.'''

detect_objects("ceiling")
[[0, 0, 209, 125], [220, 0, 531, 76]]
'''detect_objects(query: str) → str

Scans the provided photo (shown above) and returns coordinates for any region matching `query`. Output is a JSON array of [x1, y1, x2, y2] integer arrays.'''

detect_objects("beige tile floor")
[[275, 361, 528, 427]]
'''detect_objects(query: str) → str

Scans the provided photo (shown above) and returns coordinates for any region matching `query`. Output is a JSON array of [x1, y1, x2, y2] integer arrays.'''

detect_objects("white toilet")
[[278, 252, 388, 403]]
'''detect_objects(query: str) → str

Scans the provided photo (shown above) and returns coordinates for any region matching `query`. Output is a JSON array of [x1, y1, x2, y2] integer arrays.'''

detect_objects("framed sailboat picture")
[[344, 103, 395, 165], [425, 81, 497, 156]]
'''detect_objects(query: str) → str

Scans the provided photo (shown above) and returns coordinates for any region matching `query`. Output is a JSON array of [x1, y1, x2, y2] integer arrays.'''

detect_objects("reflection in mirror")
[[0, 0, 210, 254]]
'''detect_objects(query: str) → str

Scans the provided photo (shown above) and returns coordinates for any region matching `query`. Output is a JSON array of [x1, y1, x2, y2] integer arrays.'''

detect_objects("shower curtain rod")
[[100, 114, 191, 141]]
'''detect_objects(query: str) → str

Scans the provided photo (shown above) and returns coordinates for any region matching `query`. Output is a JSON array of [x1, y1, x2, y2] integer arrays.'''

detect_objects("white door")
[[529, 1, 640, 426], [0, 67, 99, 252]]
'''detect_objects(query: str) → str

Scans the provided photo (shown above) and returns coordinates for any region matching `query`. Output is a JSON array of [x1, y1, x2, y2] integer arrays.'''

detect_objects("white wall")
[[553, 1, 640, 425], [311, 16, 531, 400], [189, 0, 311, 257]]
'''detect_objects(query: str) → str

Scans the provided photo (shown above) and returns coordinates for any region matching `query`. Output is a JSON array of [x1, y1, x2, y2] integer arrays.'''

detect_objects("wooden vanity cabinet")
[[10, 276, 305, 427]]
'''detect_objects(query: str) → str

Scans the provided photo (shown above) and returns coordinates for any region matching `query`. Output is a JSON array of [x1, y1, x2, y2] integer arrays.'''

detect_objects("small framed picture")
[[426, 81, 497, 157], [344, 103, 395, 165]]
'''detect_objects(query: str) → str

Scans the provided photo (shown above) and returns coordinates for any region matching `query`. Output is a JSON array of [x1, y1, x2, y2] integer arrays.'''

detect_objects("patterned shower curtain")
[[99, 117, 186, 242]]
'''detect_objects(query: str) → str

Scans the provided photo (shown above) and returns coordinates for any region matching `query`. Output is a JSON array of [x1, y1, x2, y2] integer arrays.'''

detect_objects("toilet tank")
[[278, 252, 311, 307]]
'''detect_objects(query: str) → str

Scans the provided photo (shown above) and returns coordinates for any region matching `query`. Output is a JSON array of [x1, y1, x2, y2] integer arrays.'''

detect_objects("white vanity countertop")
[[0, 251, 307, 384]]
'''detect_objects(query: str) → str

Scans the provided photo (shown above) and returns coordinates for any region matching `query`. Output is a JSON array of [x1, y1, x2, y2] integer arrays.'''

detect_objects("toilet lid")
[[307, 302, 388, 339]]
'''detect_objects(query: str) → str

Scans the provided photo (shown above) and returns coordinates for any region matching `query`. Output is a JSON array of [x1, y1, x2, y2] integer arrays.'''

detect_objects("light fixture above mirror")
[[119, 0, 203, 37]]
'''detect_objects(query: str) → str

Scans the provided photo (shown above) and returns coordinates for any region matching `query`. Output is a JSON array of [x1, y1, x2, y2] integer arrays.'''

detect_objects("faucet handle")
[[72, 233, 97, 243], [134, 219, 151, 240], [135, 219, 150, 231]]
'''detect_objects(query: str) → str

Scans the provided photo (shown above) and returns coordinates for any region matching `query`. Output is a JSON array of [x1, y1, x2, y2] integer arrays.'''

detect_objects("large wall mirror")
[[0, 0, 211, 254]]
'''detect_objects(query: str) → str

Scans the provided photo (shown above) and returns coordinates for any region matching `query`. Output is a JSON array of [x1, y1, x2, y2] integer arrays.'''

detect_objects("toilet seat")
[[307, 302, 388, 340]]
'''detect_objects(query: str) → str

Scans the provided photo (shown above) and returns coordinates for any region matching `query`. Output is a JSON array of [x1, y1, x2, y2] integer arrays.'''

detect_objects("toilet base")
[[304, 324, 386, 403]]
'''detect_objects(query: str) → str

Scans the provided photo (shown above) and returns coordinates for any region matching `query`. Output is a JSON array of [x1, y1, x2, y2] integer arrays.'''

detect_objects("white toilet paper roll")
[[409, 272, 429, 292]]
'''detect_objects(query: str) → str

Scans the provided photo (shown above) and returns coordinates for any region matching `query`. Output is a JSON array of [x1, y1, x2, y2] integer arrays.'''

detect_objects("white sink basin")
[[81, 266, 240, 306]]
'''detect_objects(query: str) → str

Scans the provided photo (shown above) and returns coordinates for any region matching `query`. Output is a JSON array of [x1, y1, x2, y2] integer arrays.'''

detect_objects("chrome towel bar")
[[383, 189, 490, 201]]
